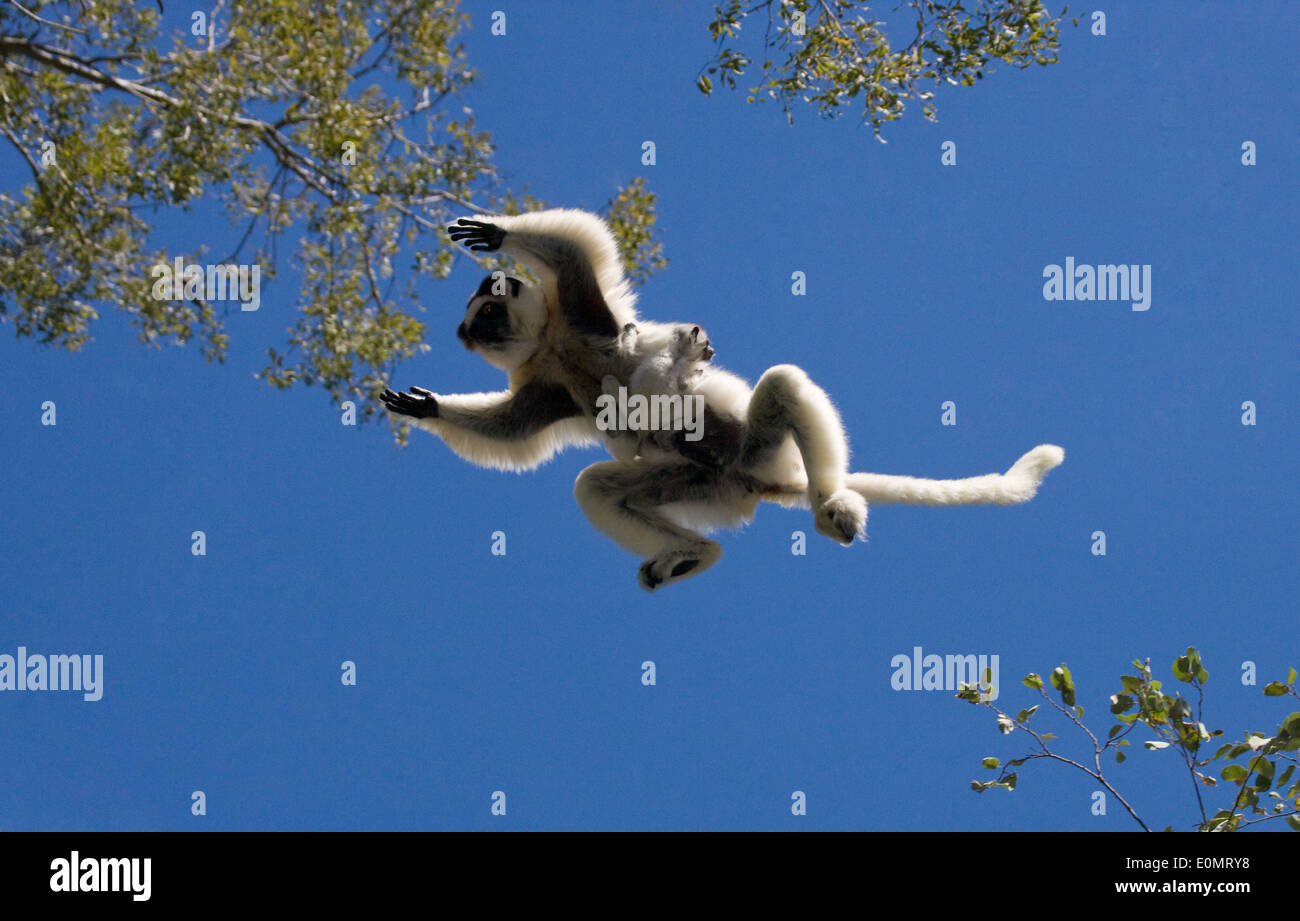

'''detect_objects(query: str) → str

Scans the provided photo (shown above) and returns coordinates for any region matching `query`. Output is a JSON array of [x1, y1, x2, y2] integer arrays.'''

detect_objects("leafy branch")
[[958, 649, 1300, 832], [698, 0, 1069, 140], [0, 0, 667, 434]]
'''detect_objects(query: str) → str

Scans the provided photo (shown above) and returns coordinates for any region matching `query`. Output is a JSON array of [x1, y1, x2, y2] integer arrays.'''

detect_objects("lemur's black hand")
[[381, 386, 439, 419], [447, 218, 505, 252]]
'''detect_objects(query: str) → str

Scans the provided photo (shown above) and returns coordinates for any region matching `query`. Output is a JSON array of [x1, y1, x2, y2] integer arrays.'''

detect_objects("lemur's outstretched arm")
[[380, 381, 595, 471], [449, 210, 630, 339]]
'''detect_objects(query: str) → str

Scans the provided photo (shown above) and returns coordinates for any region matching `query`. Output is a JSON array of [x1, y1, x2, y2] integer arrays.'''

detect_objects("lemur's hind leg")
[[573, 461, 730, 592], [739, 365, 866, 545]]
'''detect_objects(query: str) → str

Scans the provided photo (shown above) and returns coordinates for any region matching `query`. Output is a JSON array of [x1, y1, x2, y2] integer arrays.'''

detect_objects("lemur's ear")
[[690, 326, 701, 339]]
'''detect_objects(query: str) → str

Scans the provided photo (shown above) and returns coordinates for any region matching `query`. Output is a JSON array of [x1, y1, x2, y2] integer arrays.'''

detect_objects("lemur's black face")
[[458, 299, 510, 347], [458, 275, 524, 350]]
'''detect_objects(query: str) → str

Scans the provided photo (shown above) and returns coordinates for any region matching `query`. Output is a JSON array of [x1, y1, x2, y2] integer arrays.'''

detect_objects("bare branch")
[[5, 0, 88, 36]]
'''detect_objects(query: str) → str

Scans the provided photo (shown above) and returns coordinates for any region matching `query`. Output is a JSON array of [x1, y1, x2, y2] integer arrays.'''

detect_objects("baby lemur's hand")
[[618, 323, 639, 351]]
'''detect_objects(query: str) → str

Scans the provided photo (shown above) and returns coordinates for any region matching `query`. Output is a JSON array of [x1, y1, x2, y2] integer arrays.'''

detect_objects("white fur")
[[846, 444, 1067, 506]]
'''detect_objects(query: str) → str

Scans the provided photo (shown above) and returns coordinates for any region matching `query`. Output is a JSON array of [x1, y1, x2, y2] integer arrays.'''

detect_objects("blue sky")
[[1, 2, 1296, 831]]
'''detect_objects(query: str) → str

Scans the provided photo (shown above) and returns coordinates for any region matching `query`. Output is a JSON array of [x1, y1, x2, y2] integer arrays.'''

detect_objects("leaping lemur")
[[380, 209, 1064, 591]]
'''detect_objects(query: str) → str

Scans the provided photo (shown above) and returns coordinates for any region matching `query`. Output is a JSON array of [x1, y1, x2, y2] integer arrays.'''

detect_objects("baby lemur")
[[602, 322, 715, 455]]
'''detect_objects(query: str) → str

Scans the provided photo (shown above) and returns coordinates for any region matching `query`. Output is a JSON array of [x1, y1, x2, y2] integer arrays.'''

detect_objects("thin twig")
[[6, 0, 88, 36]]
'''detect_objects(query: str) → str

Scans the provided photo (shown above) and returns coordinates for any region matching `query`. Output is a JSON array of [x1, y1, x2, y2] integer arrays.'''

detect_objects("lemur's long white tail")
[[845, 445, 1065, 506]]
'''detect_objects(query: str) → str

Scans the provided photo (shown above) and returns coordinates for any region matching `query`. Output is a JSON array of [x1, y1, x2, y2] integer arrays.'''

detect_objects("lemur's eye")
[[481, 302, 497, 315]]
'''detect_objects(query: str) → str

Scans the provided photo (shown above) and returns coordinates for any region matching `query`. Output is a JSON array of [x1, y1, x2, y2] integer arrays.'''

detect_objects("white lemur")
[[380, 209, 1064, 592], [602, 322, 715, 455]]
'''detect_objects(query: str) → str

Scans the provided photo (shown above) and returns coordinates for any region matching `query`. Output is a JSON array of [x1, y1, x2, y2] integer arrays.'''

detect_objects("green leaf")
[[1289, 667, 1297, 686], [1001, 772, 1018, 791], [1287, 815, 1300, 831], [1110, 694, 1134, 714], [1221, 765, 1248, 782], [1173, 655, 1192, 683], [1108, 724, 1122, 740], [1116, 750, 1126, 763], [982, 757, 1000, 770], [1264, 682, 1289, 696], [1050, 665, 1076, 707], [1022, 673, 1043, 690]]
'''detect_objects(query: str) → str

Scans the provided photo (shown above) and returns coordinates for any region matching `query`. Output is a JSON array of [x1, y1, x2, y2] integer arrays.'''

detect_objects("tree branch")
[[5, 0, 88, 36]]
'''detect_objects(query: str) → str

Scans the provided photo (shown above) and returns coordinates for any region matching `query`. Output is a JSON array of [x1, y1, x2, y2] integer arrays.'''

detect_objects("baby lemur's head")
[[674, 325, 714, 362]]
